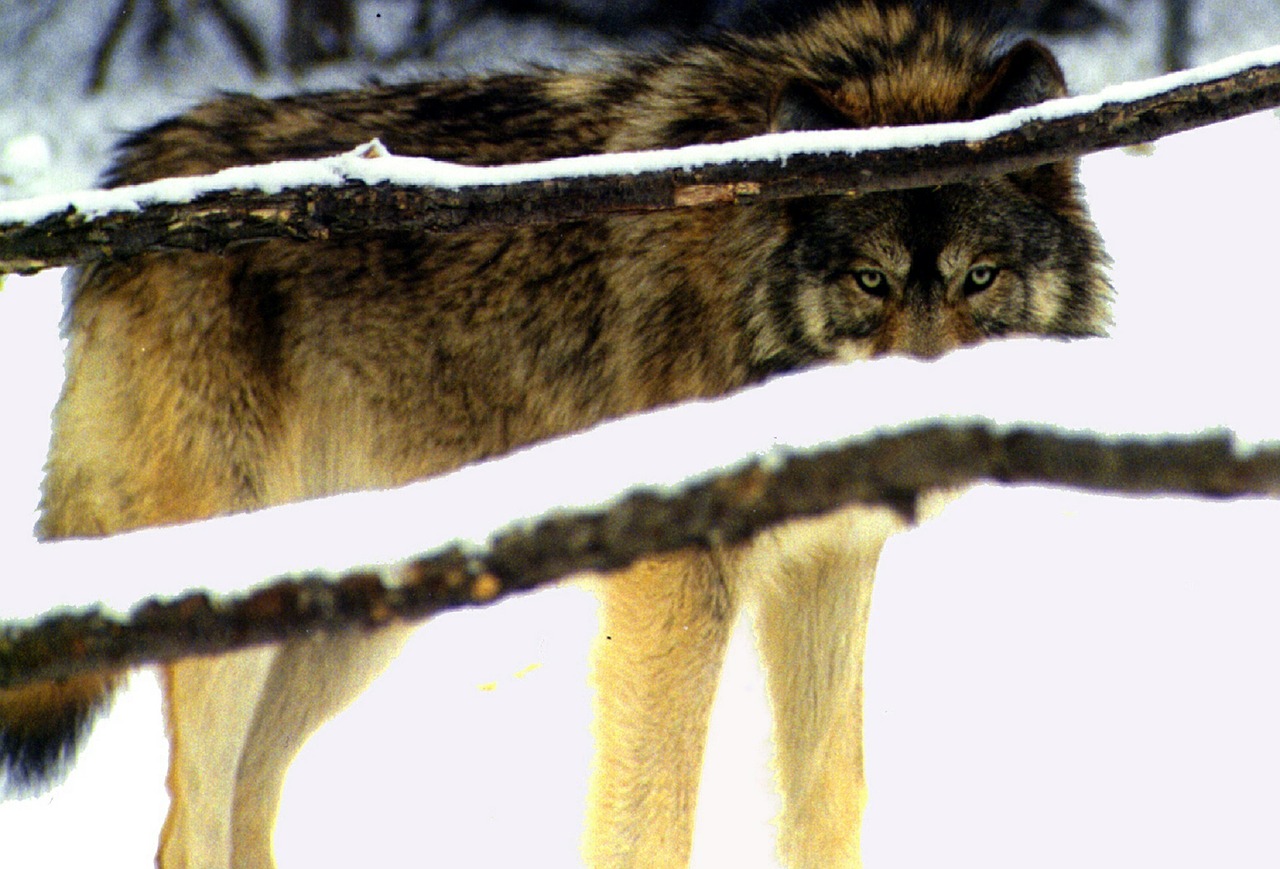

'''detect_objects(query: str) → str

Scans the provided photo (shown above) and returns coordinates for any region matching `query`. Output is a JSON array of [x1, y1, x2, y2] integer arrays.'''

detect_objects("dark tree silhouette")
[[285, 0, 356, 69], [86, 0, 267, 93]]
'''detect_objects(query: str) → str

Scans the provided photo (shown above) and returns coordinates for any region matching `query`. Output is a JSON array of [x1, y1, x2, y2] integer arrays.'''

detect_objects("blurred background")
[[3, 2, 1280, 867]]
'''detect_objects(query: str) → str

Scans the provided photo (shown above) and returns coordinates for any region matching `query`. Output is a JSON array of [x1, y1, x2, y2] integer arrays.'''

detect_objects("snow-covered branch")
[[2, 340, 1278, 689], [2, 44, 1280, 273]]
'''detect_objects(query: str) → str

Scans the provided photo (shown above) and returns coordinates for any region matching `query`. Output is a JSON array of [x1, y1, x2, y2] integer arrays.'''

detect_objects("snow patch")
[[0, 133, 52, 179], [4, 335, 1279, 627]]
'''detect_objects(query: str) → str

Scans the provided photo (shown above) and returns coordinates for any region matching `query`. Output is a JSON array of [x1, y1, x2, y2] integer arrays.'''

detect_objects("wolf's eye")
[[852, 269, 888, 298], [964, 264, 999, 296]]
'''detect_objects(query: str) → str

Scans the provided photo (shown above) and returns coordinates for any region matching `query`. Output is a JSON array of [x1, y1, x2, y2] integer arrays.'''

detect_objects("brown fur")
[[2, 3, 1110, 866]]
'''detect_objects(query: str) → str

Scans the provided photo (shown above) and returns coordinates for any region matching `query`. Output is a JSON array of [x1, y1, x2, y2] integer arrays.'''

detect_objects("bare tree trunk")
[[86, 0, 138, 93], [87, 0, 267, 92], [285, 0, 356, 69], [207, 0, 269, 75], [1164, 0, 1193, 71]]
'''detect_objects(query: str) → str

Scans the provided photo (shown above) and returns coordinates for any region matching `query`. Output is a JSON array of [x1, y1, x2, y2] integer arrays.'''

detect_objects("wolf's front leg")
[[746, 507, 901, 869], [584, 552, 738, 868]]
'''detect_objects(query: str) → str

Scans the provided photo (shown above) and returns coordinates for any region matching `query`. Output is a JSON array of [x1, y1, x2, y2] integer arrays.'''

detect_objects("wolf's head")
[[735, 4, 1110, 370]]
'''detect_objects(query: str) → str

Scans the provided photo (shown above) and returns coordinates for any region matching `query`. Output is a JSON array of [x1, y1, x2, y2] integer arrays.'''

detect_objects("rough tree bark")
[[2, 422, 1279, 689], [4, 47, 1279, 274]]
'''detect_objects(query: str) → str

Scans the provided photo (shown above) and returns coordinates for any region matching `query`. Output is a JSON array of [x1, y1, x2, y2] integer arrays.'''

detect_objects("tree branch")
[[3, 44, 1280, 274], [2, 360, 1279, 689]]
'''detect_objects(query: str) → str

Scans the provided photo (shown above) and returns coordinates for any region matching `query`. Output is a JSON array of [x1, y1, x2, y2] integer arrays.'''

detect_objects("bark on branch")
[[2, 417, 1278, 690], [3, 45, 1280, 274]]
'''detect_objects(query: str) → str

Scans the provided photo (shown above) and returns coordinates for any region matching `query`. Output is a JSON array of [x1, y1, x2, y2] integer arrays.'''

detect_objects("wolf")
[[0, 2, 1110, 866]]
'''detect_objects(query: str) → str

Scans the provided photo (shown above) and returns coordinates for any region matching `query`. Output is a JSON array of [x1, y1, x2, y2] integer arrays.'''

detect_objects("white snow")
[[2, 334, 1275, 628], [2, 4, 1280, 869], [0, 133, 53, 180]]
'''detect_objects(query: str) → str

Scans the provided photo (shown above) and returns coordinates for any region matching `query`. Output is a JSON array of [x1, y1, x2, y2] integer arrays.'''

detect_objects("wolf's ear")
[[974, 39, 1068, 117], [978, 40, 1077, 208], [769, 80, 851, 132]]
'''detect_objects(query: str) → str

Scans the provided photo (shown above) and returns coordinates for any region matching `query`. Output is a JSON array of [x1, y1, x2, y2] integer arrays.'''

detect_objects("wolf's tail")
[[0, 672, 121, 793]]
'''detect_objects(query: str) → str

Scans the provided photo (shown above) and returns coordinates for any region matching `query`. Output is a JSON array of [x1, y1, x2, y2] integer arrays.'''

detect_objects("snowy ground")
[[3, 2, 1280, 867]]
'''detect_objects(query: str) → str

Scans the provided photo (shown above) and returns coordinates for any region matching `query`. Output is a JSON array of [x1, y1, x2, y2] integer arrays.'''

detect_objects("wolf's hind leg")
[[158, 647, 279, 869], [229, 624, 415, 869]]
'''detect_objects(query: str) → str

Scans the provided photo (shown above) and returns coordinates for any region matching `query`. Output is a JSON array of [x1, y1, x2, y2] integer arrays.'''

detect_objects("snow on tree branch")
[[2, 43, 1280, 273], [2, 340, 1279, 689]]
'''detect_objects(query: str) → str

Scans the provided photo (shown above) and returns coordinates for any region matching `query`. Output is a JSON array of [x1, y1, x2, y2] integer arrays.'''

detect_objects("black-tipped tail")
[[0, 672, 120, 795]]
